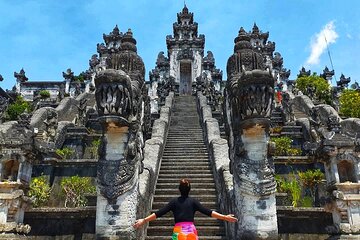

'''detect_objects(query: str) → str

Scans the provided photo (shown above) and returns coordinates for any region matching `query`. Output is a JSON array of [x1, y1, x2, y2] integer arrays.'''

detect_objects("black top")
[[155, 196, 213, 223]]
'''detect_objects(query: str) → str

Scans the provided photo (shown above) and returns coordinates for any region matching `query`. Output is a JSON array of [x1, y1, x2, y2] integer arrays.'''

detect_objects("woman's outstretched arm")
[[211, 211, 238, 222], [134, 213, 157, 229]]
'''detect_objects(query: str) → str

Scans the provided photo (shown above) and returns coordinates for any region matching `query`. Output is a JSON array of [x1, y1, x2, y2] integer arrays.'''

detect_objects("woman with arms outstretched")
[[134, 178, 237, 240]]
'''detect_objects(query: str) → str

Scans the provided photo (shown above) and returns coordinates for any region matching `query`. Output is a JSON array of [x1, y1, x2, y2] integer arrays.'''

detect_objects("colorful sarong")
[[172, 222, 198, 240]]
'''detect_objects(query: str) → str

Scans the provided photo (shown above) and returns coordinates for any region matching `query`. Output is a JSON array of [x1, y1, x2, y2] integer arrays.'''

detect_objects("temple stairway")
[[146, 95, 226, 240]]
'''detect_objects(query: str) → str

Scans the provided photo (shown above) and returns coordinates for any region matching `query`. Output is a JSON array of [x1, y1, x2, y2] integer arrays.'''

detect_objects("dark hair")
[[179, 179, 191, 197]]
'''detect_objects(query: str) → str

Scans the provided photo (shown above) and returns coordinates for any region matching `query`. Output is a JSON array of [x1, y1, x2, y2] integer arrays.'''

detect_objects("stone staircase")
[[293, 105, 308, 119], [146, 95, 226, 240]]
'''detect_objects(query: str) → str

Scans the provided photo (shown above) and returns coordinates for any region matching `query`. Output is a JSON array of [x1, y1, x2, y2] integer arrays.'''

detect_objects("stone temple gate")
[[0, 4, 359, 240]]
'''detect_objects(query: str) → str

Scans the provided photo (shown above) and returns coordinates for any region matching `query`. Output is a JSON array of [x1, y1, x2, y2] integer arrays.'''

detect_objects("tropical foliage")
[[60, 176, 96, 207], [295, 74, 332, 104], [39, 90, 51, 99], [270, 136, 302, 156], [339, 89, 360, 118], [55, 147, 75, 160], [28, 175, 51, 207], [5, 96, 32, 120]]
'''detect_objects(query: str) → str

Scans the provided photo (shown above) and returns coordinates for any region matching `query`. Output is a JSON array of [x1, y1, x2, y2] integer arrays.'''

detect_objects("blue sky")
[[1, 0, 360, 90]]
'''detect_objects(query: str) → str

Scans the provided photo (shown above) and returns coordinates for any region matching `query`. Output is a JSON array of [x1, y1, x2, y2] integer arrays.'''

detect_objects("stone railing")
[[196, 91, 235, 238], [137, 91, 174, 239]]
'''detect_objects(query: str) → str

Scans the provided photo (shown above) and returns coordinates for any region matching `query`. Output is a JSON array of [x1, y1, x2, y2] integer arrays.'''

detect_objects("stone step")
[[154, 195, 217, 202], [146, 236, 226, 240], [156, 178, 215, 184], [159, 169, 212, 174], [161, 159, 210, 163], [155, 188, 216, 195], [155, 182, 216, 189], [166, 137, 204, 140], [160, 165, 211, 171], [152, 201, 218, 210], [162, 157, 209, 161], [148, 217, 223, 226], [157, 173, 213, 178], [163, 149, 208, 154], [147, 226, 225, 236], [164, 147, 207, 150]]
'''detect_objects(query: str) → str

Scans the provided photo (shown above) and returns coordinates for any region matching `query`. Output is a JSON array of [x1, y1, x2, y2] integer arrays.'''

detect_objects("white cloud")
[[305, 21, 338, 66], [347, 33, 353, 39]]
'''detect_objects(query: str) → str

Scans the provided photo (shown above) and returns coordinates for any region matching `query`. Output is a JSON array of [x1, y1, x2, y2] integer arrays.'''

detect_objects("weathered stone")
[[205, 118, 220, 145]]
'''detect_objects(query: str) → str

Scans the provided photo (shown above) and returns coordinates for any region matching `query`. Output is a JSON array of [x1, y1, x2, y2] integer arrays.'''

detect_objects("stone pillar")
[[95, 117, 140, 239], [232, 120, 277, 239], [224, 27, 278, 239], [94, 28, 148, 239]]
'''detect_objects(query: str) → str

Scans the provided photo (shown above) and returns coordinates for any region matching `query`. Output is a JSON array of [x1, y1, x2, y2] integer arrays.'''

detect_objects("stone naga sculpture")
[[94, 29, 148, 239], [224, 27, 277, 239]]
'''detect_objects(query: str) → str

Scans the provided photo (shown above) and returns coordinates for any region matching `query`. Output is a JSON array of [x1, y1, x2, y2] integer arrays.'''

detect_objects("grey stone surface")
[[292, 95, 315, 116], [341, 118, 360, 137], [314, 104, 341, 126], [201, 105, 212, 124], [151, 119, 168, 144]]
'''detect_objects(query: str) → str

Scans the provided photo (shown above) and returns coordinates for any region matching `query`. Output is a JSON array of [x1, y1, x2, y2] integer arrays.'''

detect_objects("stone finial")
[[279, 68, 291, 80], [120, 28, 137, 52], [103, 25, 123, 45], [321, 66, 335, 80], [337, 73, 351, 89], [62, 68, 75, 81], [298, 66, 311, 78], [252, 22, 260, 34], [272, 52, 283, 70], [89, 54, 100, 69], [14, 68, 28, 82]]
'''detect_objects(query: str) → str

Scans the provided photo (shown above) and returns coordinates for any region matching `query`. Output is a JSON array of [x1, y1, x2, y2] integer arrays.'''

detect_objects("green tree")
[[296, 74, 332, 103], [339, 89, 360, 118], [39, 90, 50, 99], [56, 147, 75, 160], [5, 96, 32, 120], [298, 169, 324, 205], [60, 176, 96, 207], [74, 74, 85, 82], [89, 139, 101, 159], [28, 175, 51, 207]]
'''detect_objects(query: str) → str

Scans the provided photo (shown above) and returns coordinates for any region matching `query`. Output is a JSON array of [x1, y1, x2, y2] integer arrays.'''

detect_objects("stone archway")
[[337, 160, 357, 183], [1, 159, 20, 182], [179, 62, 192, 95]]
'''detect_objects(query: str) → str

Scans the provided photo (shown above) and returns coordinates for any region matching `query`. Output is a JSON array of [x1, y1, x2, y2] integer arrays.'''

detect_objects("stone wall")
[[197, 91, 337, 238], [196, 91, 235, 238], [137, 91, 174, 239], [23, 207, 95, 239]]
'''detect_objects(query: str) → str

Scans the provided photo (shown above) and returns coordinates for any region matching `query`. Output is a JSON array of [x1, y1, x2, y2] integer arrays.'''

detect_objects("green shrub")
[[287, 148, 302, 156], [339, 89, 360, 118], [282, 178, 301, 207], [56, 147, 75, 160], [296, 74, 332, 104], [5, 96, 32, 120], [28, 175, 51, 207], [89, 139, 101, 159], [276, 174, 301, 207], [270, 136, 292, 156], [270, 137, 303, 156], [60, 176, 96, 207], [298, 169, 324, 203], [270, 126, 282, 134], [300, 196, 313, 207], [39, 90, 50, 99]]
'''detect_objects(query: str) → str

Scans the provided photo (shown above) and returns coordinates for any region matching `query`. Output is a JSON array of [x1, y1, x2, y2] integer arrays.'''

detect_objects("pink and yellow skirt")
[[172, 222, 198, 240]]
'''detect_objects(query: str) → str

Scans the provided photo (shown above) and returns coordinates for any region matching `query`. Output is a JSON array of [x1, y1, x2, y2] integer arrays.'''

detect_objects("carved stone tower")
[[166, 5, 205, 95], [224, 27, 277, 239], [94, 28, 148, 239]]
